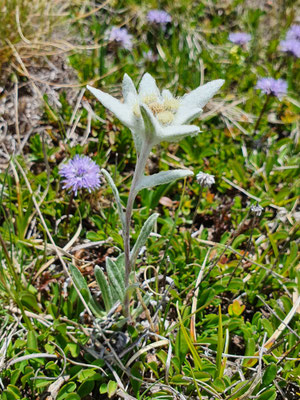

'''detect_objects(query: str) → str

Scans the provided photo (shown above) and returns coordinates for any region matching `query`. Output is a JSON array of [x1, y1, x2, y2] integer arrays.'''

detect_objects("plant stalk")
[[123, 142, 151, 319], [253, 93, 271, 134]]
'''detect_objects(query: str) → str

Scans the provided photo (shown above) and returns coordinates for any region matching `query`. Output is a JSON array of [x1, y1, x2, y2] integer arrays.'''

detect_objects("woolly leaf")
[[94, 266, 113, 312], [137, 170, 193, 191], [130, 213, 159, 265], [106, 257, 125, 303]]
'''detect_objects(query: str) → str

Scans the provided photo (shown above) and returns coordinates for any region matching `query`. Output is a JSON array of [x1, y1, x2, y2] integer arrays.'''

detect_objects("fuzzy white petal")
[[140, 103, 163, 144], [138, 73, 160, 98], [87, 85, 134, 128], [122, 73, 137, 104], [173, 107, 203, 125], [180, 79, 225, 109], [162, 89, 173, 99], [159, 124, 200, 143]]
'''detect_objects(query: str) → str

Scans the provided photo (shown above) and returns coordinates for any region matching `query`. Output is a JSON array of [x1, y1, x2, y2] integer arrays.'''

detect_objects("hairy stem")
[[123, 142, 151, 319]]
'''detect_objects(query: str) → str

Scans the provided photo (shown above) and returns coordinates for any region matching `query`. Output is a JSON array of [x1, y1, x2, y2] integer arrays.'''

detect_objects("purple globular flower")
[[256, 78, 287, 99], [286, 24, 300, 41], [59, 155, 101, 196], [280, 39, 300, 58], [108, 27, 133, 50], [143, 50, 158, 62], [228, 32, 251, 45], [147, 9, 172, 25]]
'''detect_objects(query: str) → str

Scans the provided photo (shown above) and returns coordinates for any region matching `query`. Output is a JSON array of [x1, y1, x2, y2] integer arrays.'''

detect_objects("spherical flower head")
[[250, 203, 263, 217], [255, 78, 287, 99], [147, 10, 172, 25], [59, 155, 101, 196], [143, 50, 158, 62], [228, 32, 251, 45], [286, 24, 300, 41], [108, 27, 133, 50], [280, 39, 300, 58], [196, 171, 215, 188]]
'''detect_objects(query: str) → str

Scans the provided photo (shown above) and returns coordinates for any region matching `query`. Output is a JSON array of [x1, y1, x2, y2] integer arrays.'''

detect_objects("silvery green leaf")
[[101, 168, 125, 232], [137, 169, 193, 191], [130, 213, 159, 266], [94, 266, 113, 312], [115, 253, 125, 282], [70, 264, 103, 317], [106, 257, 125, 303]]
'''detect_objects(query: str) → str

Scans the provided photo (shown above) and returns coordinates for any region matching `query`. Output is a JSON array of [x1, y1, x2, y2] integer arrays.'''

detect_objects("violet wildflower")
[[280, 39, 300, 58], [147, 10, 172, 25], [59, 155, 101, 196], [228, 32, 251, 45], [108, 27, 133, 50], [256, 78, 287, 99], [196, 171, 215, 188], [286, 24, 300, 41], [143, 50, 158, 62]]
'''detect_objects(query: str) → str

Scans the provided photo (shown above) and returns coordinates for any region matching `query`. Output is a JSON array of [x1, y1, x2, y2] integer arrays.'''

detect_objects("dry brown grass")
[[0, 0, 93, 76]]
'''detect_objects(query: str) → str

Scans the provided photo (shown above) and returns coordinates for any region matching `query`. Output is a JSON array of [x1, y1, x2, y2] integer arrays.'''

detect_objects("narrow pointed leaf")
[[115, 253, 125, 282], [106, 257, 125, 303], [94, 266, 113, 312], [130, 213, 159, 265], [70, 264, 91, 303], [137, 170, 193, 191], [70, 264, 103, 317], [101, 168, 125, 232]]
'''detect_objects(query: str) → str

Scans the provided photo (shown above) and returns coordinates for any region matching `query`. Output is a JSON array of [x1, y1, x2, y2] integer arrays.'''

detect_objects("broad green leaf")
[[27, 331, 38, 351], [77, 381, 95, 398], [94, 266, 113, 312], [243, 337, 256, 367], [64, 395, 80, 400], [57, 382, 77, 400], [262, 363, 277, 386], [20, 292, 42, 313], [257, 388, 276, 400], [108, 380, 118, 398], [130, 213, 159, 265]]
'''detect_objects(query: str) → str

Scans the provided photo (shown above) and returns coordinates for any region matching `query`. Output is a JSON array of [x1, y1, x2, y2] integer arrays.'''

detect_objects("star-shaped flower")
[[87, 73, 224, 154]]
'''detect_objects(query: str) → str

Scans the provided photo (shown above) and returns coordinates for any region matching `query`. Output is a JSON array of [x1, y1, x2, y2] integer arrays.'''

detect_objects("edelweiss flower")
[[87, 73, 224, 153]]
